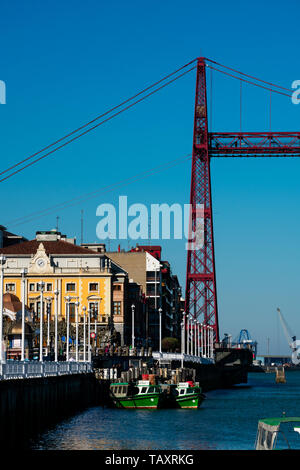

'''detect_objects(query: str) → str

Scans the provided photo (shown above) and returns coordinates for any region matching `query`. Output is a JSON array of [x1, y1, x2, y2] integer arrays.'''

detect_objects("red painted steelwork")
[[185, 60, 300, 343], [185, 58, 219, 341], [209, 132, 300, 157]]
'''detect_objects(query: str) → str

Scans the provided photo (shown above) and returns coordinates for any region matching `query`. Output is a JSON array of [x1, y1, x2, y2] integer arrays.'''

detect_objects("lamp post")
[[82, 306, 86, 362], [0, 255, 6, 364], [131, 304, 135, 349], [194, 319, 197, 356], [181, 312, 186, 368], [181, 312, 186, 356], [75, 300, 79, 362], [54, 289, 59, 362], [88, 308, 91, 362], [21, 268, 27, 361], [45, 297, 52, 356], [92, 304, 97, 355], [200, 323, 203, 357], [186, 314, 190, 355], [158, 307, 162, 355], [209, 327, 213, 359], [191, 317, 194, 356], [65, 296, 71, 361], [38, 281, 45, 362]]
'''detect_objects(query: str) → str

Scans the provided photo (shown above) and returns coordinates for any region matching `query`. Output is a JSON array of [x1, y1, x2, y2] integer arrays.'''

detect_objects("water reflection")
[[30, 372, 300, 450]]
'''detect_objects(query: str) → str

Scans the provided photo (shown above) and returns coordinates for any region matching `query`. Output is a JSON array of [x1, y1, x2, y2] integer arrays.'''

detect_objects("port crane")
[[277, 308, 300, 365]]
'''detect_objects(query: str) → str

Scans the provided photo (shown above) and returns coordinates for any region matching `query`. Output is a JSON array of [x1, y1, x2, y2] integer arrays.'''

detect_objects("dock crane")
[[276, 308, 300, 365]]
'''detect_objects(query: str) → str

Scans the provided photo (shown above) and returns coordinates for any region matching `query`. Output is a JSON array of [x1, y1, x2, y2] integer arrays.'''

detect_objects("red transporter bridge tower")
[[185, 57, 300, 343]]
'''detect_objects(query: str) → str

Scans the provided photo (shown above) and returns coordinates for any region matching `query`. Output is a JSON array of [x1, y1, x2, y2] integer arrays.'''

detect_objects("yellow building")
[[0, 230, 129, 346]]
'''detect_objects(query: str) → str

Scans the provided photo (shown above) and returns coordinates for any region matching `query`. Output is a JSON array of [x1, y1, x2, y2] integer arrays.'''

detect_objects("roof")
[[0, 239, 99, 256], [3, 293, 22, 312], [259, 417, 300, 427]]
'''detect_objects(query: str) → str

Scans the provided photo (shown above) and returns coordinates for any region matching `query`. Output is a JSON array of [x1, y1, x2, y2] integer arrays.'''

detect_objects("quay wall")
[[0, 373, 102, 448]]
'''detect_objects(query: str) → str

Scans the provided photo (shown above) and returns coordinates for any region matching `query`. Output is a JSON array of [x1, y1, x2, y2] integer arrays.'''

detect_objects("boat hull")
[[112, 393, 162, 409], [176, 394, 204, 409]]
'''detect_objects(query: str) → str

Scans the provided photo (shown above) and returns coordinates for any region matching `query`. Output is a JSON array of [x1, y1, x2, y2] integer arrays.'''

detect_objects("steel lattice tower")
[[185, 57, 219, 341]]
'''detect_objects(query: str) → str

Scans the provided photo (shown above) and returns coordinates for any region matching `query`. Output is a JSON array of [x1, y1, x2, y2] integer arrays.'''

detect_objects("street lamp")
[[200, 323, 203, 357], [75, 300, 79, 362], [186, 314, 190, 355], [88, 308, 91, 362], [21, 268, 27, 361], [82, 305, 86, 362], [131, 304, 135, 348], [181, 312, 186, 356], [190, 317, 194, 356], [158, 307, 162, 354], [64, 295, 71, 361], [38, 280, 45, 362], [54, 289, 59, 362], [45, 296, 52, 356], [0, 255, 6, 364], [194, 320, 197, 357], [181, 312, 186, 368]]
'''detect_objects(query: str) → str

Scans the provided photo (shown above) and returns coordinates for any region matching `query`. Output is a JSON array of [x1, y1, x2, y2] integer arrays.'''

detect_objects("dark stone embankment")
[[0, 373, 103, 449]]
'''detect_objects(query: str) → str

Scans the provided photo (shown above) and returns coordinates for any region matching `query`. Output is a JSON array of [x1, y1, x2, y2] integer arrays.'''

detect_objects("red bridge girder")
[[209, 132, 300, 157]]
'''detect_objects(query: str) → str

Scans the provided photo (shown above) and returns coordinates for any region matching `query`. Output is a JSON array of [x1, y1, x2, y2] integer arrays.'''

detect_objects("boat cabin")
[[176, 382, 199, 397], [110, 381, 160, 398], [255, 417, 300, 450]]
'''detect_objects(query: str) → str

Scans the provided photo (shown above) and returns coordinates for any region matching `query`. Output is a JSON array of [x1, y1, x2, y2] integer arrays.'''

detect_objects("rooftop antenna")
[[56, 216, 60, 232]]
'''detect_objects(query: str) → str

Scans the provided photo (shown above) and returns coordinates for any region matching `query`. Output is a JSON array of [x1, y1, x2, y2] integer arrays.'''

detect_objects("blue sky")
[[1, 0, 300, 354]]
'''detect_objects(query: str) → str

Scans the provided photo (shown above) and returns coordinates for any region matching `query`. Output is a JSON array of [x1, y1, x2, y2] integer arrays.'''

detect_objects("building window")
[[113, 284, 121, 291], [66, 283, 76, 292], [89, 282, 98, 292], [6, 283, 15, 292], [113, 301, 121, 316], [68, 303, 75, 322], [146, 284, 156, 296], [46, 283, 52, 292], [36, 301, 45, 319], [36, 283, 46, 292], [89, 302, 99, 321], [29, 283, 35, 292]]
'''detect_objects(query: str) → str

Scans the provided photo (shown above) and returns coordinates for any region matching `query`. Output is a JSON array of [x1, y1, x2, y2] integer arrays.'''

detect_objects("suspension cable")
[[206, 64, 292, 98], [6, 153, 192, 227], [206, 58, 291, 93], [0, 59, 197, 181]]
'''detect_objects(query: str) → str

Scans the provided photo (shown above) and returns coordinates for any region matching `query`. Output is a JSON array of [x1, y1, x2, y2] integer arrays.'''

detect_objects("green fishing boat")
[[174, 382, 205, 409], [160, 382, 205, 409], [109, 380, 163, 409]]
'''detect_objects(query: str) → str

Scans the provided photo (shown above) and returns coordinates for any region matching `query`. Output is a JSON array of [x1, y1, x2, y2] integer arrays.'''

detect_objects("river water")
[[29, 371, 300, 450]]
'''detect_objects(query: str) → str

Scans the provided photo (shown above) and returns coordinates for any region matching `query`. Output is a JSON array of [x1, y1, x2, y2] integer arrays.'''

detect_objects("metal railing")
[[152, 352, 214, 364], [0, 360, 92, 380]]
